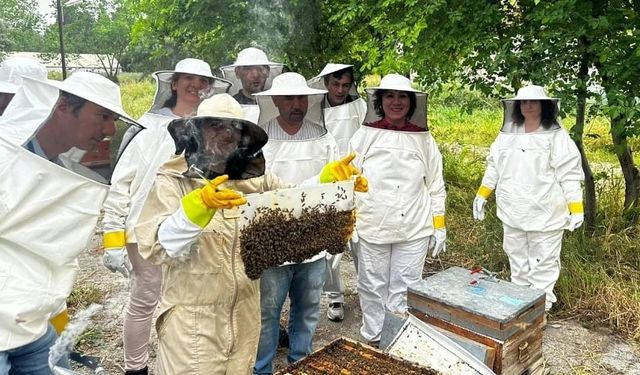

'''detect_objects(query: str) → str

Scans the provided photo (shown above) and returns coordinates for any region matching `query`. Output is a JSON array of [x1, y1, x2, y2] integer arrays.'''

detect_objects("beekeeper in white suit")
[[473, 85, 584, 311], [101, 58, 230, 375], [220, 47, 283, 124], [0, 71, 141, 375], [308, 64, 367, 322], [349, 73, 446, 346], [0, 57, 49, 116]]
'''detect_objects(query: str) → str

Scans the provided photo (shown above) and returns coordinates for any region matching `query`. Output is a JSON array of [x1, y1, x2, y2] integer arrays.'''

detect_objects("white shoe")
[[327, 303, 344, 322]]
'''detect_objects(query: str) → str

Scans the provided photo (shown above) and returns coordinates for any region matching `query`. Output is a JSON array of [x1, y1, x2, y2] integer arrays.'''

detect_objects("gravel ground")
[[67, 234, 640, 375]]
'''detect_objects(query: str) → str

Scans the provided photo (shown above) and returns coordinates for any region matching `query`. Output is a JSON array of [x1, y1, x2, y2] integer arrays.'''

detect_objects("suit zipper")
[[228, 219, 239, 355]]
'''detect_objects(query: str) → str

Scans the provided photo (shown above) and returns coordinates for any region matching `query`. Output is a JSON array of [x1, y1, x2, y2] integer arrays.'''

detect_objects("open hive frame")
[[275, 337, 440, 375], [237, 181, 356, 279]]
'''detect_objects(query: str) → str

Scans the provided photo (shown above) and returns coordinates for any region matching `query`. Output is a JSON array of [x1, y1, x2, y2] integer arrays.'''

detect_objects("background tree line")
[[1, 0, 639, 232]]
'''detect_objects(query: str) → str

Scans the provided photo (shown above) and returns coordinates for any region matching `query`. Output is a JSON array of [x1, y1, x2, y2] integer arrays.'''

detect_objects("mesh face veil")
[[168, 114, 268, 180]]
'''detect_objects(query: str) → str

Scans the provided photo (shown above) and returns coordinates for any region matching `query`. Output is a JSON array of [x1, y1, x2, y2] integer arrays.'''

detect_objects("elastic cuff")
[[181, 193, 216, 228], [568, 201, 584, 214], [477, 185, 493, 199], [50, 309, 69, 335], [433, 215, 446, 229], [103, 231, 126, 248]]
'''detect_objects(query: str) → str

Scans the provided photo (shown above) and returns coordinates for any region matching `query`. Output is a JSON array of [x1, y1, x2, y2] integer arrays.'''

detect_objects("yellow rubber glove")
[[320, 153, 360, 183], [102, 230, 131, 277], [354, 175, 369, 193], [181, 175, 247, 228]]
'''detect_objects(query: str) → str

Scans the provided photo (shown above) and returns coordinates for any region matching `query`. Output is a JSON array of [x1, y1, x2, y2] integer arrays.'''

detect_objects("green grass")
[[437, 145, 640, 342], [67, 285, 103, 315]]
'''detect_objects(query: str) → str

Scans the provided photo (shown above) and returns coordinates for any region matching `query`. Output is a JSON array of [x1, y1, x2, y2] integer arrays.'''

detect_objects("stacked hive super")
[[408, 267, 546, 375]]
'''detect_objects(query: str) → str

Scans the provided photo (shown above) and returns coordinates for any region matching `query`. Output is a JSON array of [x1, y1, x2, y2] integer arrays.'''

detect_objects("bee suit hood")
[[307, 63, 367, 154], [0, 72, 142, 351]]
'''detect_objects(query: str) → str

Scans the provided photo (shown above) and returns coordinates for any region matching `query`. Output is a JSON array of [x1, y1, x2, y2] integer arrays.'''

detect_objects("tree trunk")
[[611, 118, 640, 223], [571, 41, 597, 233], [573, 97, 596, 233]]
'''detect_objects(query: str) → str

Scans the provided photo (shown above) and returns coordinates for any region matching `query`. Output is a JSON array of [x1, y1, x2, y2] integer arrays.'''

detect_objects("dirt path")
[[71, 235, 640, 374]]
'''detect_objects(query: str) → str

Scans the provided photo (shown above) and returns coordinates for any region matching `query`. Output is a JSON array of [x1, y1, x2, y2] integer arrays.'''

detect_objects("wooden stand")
[[408, 267, 546, 375]]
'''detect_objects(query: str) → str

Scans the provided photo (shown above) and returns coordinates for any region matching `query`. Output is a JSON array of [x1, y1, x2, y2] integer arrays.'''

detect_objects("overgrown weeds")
[[439, 140, 640, 343]]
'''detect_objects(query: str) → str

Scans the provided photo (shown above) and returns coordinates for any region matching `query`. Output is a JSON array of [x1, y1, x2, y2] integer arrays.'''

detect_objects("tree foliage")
[[0, 0, 45, 52], [42, 0, 132, 81], [127, 0, 329, 76]]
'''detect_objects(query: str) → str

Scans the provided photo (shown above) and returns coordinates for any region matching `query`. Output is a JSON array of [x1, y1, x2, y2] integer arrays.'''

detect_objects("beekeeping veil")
[[363, 73, 428, 130], [307, 63, 360, 104], [220, 48, 284, 123], [501, 85, 561, 133], [150, 58, 232, 112], [0, 57, 50, 116], [168, 93, 268, 180], [0, 57, 49, 95], [0, 71, 143, 267], [308, 63, 367, 154], [254, 72, 327, 139]]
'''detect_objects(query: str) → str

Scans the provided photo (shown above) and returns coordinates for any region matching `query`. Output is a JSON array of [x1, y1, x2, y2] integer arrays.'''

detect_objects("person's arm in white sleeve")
[[473, 138, 499, 220], [551, 130, 585, 230], [102, 134, 148, 277], [136, 174, 245, 264], [425, 134, 447, 256]]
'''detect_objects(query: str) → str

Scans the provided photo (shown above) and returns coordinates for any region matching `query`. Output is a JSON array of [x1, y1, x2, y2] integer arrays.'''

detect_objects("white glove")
[[473, 196, 487, 221], [567, 213, 584, 231], [103, 248, 132, 278], [432, 228, 447, 257]]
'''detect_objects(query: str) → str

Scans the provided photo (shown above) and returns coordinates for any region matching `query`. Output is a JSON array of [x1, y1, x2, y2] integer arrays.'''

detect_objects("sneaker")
[[367, 340, 380, 349], [327, 302, 344, 322]]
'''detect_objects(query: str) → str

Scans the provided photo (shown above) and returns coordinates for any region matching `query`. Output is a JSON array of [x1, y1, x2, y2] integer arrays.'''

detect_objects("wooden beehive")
[[275, 337, 439, 375], [408, 266, 546, 375]]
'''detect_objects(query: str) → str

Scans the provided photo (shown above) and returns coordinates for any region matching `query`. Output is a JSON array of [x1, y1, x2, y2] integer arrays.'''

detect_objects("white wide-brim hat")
[[254, 72, 327, 96], [154, 58, 217, 83], [36, 71, 136, 123], [0, 57, 49, 94], [366, 73, 424, 94], [222, 47, 282, 68], [150, 58, 231, 111], [504, 85, 558, 101], [311, 63, 353, 81]]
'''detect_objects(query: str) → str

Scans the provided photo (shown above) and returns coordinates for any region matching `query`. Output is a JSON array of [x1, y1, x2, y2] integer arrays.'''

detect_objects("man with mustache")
[[253, 73, 338, 374]]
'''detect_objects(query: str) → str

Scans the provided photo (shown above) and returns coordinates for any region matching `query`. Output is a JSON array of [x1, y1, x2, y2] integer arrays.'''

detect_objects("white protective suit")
[[308, 64, 367, 307], [349, 74, 446, 341], [478, 88, 584, 310], [220, 47, 284, 124], [0, 74, 141, 350]]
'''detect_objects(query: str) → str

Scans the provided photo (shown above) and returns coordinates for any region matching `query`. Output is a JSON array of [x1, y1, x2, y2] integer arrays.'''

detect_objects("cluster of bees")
[[240, 204, 355, 280], [279, 339, 437, 375]]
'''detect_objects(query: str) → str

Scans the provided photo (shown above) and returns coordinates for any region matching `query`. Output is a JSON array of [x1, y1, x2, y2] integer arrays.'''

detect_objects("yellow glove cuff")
[[103, 231, 126, 249], [50, 309, 69, 335], [181, 190, 216, 229], [433, 215, 446, 229], [477, 185, 493, 199], [568, 201, 584, 214]]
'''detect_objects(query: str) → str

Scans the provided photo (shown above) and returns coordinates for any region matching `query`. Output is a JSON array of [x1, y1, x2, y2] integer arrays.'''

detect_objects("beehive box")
[[276, 337, 439, 375], [408, 267, 546, 375]]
